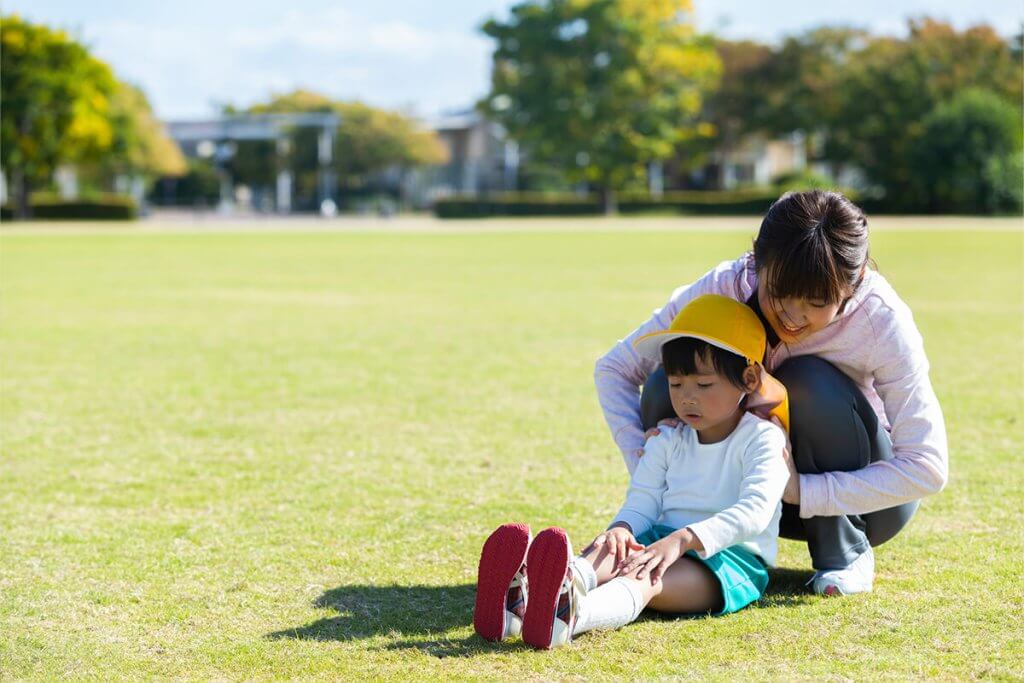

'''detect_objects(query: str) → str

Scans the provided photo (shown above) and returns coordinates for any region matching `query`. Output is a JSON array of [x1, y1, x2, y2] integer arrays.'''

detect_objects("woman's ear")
[[743, 364, 762, 394]]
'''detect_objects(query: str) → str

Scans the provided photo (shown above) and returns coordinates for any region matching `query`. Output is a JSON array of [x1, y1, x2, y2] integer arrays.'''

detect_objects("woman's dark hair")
[[661, 337, 749, 390], [753, 190, 874, 305]]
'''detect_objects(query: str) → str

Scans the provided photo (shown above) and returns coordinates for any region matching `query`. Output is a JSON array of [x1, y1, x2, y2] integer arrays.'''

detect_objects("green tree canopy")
[[2, 14, 184, 216], [1, 14, 115, 216], [828, 20, 1022, 210], [909, 89, 1022, 214], [480, 0, 721, 212]]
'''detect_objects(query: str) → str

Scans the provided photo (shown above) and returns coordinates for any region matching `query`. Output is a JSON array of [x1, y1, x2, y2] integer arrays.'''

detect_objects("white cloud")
[[79, 6, 490, 119]]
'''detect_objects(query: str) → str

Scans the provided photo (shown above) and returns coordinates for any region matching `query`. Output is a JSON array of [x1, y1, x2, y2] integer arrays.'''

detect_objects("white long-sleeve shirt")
[[595, 253, 949, 519], [612, 412, 790, 566]]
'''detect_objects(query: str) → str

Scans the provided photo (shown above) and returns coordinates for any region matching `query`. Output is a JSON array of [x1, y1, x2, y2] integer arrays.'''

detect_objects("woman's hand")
[[615, 527, 698, 583], [770, 416, 801, 505], [635, 418, 682, 458], [590, 524, 644, 568]]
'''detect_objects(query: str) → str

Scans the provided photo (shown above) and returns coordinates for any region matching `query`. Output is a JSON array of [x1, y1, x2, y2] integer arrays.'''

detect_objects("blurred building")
[[163, 112, 339, 213], [402, 108, 520, 207]]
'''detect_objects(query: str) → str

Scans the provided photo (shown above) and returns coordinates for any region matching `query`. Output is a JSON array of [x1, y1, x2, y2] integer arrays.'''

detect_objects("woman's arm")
[[798, 304, 949, 518], [594, 257, 751, 474]]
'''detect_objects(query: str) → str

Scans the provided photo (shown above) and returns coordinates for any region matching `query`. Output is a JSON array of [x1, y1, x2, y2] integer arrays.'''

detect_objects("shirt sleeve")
[[686, 423, 789, 559], [610, 430, 673, 538], [798, 306, 949, 518], [594, 258, 748, 475]]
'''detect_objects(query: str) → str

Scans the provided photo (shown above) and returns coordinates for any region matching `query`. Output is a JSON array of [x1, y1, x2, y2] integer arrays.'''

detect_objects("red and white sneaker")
[[474, 523, 532, 642], [522, 527, 585, 649]]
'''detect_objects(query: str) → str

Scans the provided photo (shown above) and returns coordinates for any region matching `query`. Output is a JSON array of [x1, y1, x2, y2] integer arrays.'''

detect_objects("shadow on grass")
[[763, 566, 819, 606], [268, 582, 520, 657], [268, 567, 818, 657]]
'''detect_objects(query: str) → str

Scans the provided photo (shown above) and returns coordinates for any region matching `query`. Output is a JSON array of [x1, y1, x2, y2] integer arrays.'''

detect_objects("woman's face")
[[757, 270, 844, 344]]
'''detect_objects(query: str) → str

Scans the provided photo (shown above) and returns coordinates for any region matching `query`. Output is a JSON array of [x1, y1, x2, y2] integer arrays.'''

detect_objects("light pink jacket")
[[594, 253, 949, 518]]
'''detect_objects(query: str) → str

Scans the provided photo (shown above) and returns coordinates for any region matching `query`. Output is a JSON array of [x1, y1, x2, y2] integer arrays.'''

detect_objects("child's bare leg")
[[579, 538, 645, 585], [571, 557, 722, 638], [634, 556, 723, 614]]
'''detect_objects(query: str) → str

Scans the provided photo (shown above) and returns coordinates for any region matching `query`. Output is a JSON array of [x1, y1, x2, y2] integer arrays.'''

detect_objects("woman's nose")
[[783, 299, 807, 322]]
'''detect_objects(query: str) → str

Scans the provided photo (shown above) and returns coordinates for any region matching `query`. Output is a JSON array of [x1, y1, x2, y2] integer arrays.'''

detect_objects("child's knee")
[[620, 568, 663, 598]]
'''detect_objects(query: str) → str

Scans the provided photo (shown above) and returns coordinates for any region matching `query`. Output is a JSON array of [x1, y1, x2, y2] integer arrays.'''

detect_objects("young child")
[[473, 294, 790, 648]]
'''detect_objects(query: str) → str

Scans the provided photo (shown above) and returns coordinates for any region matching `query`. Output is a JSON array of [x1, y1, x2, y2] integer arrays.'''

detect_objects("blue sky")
[[5, 0, 1021, 121]]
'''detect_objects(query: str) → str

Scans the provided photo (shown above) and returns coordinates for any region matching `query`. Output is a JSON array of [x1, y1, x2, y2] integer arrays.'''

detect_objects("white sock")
[[571, 556, 598, 592], [572, 577, 644, 636]]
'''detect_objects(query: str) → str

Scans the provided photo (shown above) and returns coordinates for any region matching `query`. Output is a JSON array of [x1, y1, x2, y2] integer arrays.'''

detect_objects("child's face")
[[756, 272, 843, 344], [667, 353, 753, 443]]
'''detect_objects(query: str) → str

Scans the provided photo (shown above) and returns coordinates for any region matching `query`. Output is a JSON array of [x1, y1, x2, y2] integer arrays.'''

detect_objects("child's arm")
[[608, 430, 673, 539], [684, 423, 789, 559]]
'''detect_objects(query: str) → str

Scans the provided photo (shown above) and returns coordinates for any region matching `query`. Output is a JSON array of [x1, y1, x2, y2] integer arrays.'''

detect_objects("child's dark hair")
[[661, 337, 749, 390], [753, 190, 874, 305]]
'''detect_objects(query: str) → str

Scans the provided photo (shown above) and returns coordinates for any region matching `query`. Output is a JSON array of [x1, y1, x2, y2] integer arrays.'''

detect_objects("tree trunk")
[[12, 168, 31, 220], [600, 186, 617, 215]]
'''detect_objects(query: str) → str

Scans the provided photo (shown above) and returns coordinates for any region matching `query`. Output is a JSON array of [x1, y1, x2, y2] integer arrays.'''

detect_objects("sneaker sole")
[[474, 523, 531, 642], [522, 527, 571, 650]]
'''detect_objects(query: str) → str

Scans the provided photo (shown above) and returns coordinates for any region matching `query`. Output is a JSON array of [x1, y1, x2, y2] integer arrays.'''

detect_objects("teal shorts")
[[635, 524, 769, 616]]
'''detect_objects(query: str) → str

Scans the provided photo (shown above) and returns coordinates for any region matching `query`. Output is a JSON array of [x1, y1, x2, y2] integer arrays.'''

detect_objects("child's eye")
[[809, 301, 827, 308], [697, 383, 713, 388]]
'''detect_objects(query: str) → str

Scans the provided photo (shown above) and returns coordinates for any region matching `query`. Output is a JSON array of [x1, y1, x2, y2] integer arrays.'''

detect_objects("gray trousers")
[[640, 355, 918, 570]]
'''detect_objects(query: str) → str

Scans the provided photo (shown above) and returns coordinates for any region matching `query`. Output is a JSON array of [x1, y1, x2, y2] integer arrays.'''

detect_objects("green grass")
[[1, 218, 1022, 680]]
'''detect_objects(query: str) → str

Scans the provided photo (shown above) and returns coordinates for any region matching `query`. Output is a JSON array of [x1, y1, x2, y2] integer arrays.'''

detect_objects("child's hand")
[[590, 525, 644, 568], [616, 528, 696, 583], [637, 418, 682, 457]]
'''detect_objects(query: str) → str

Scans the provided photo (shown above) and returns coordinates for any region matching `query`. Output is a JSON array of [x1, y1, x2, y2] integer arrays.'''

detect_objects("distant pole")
[[276, 135, 292, 214], [317, 125, 335, 208], [649, 161, 664, 199]]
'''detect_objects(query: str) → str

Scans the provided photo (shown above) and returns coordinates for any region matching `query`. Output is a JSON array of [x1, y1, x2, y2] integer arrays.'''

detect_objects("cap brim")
[[633, 329, 752, 364]]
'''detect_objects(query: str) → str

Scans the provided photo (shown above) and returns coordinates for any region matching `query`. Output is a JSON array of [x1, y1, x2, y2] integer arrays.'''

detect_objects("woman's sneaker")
[[474, 523, 532, 641], [811, 546, 875, 596], [522, 527, 586, 649]]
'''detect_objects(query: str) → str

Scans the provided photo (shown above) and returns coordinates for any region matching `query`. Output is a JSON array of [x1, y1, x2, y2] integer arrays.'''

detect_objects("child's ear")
[[742, 364, 762, 394]]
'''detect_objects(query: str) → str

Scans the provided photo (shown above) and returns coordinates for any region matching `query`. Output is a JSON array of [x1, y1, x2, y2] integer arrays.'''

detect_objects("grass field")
[[2, 217, 1022, 680]]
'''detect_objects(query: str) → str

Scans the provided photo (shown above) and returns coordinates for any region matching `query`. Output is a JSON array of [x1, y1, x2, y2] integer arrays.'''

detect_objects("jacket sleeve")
[[594, 258, 747, 475], [686, 423, 789, 558], [798, 305, 949, 517], [610, 431, 673, 538]]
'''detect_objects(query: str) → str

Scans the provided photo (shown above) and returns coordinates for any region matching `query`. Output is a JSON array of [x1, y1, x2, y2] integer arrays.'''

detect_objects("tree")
[[909, 89, 1022, 214], [828, 20, 1022, 210], [480, 0, 721, 212], [105, 82, 186, 178], [1, 15, 116, 217], [332, 101, 447, 188]]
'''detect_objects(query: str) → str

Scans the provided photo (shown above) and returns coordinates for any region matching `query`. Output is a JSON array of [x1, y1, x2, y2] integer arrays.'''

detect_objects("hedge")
[[1, 194, 138, 221], [434, 190, 783, 218]]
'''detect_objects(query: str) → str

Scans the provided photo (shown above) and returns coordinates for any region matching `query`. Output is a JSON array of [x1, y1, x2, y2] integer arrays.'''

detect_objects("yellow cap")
[[633, 294, 790, 433], [633, 294, 766, 365]]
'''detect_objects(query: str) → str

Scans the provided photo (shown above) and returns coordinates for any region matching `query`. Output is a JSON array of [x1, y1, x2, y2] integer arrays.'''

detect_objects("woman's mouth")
[[776, 313, 807, 334]]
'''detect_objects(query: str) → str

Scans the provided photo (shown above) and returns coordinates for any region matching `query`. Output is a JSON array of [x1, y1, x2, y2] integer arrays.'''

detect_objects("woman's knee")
[[776, 356, 879, 473], [640, 367, 674, 431], [864, 499, 920, 547]]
